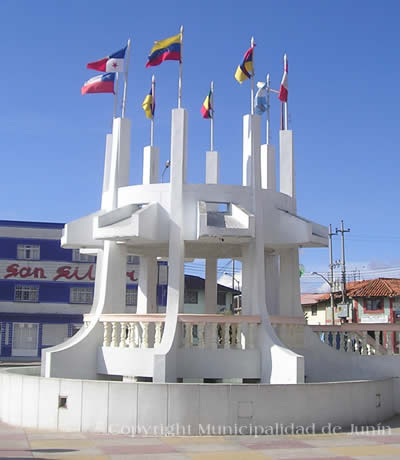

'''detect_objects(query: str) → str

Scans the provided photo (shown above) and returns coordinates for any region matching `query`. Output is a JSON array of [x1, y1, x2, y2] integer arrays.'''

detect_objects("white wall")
[[0, 367, 395, 435]]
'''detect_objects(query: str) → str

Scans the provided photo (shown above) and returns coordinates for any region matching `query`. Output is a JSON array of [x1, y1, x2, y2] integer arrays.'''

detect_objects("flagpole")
[[250, 36, 255, 115], [121, 38, 131, 118], [150, 74, 155, 147], [210, 80, 214, 151], [266, 73, 270, 144], [284, 53, 288, 130], [178, 25, 183, 108], [113, 72, 119, 119]]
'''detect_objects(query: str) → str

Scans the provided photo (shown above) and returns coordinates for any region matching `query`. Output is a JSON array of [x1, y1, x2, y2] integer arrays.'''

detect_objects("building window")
[[126, 288, 138, 306], [365, 298, 383, 311], [17, 244, 40, 260], [127, 255, 139, 265], [15, 285, 39, 302], [70, 287, 93, 304], [311, 305, 318, 316], [184, 290, 198, 304], [217, 292, 227, 306], [72, 249, 96, 263]]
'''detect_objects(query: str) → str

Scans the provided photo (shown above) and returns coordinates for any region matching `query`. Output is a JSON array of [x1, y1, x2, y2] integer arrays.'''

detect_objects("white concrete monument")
[[40, 103, 328, 385]]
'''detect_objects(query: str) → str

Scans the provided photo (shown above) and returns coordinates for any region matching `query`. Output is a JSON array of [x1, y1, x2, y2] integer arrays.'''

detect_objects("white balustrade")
[[94, 314, 262, 351], [312, 324, 400, 356]]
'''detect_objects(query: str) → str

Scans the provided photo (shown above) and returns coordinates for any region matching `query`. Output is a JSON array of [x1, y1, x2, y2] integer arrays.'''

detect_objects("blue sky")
[[1, 1, 399, 290]]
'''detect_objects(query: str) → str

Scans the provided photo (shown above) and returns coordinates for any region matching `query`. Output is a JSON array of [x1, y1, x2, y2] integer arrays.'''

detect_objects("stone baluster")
[[197, 323, 205, 349], [231, 324, 237, 347], [128, 322, 135, 348], [354, 334, 360, 353], [119, 322, 127, 348], [210, 323, 218, 349], [387, 333, 394, 356], [361, 331, 368, 355], [248, 323, 256, 349], [224, 323, 231, 349], [103, 322, 111, 347], [236, 323, 242, 349], [111, 322, 119, 347], [338, 332, 345, 352], [155, 322, 163, 346], [374, 331, 380, 355], [141, 322, 149, 348]]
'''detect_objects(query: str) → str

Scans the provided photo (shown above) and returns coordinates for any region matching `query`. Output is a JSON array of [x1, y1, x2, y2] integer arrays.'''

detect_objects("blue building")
[[0, 220, 144, 359], [0, 220, 238, 360]]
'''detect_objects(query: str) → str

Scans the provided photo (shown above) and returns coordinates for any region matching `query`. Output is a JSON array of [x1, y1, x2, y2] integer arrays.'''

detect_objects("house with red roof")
[[302, 278, 400, 350]]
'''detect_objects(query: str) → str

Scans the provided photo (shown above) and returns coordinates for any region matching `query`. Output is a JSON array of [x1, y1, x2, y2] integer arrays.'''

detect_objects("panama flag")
[[81, 73, 115, 95], [87, 46, 127, 73], [278, 54, 288, 102]]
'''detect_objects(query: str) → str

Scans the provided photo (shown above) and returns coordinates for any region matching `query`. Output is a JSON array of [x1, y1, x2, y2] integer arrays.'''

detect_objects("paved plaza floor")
[[2, 418, 400, 459]]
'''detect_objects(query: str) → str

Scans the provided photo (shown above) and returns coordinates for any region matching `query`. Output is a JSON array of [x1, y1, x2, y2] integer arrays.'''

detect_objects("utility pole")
[[328, 224, 337, 324], [336, 220, 351, 304]]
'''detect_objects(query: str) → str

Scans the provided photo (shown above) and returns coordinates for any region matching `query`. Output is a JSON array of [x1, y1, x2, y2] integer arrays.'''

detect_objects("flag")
[[142, 88, 155, 119], [146, 33, 181, 68], [234, 46, 255, 83], [255, 82, 267, 115], [201, 89, 213, 119], [87, 46, 127, 72], [278, 56, 288, 102], [81, 73, 115, 95]]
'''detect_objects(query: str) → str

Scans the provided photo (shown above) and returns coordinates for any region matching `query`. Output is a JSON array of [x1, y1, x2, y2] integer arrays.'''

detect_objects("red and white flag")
[[278, 54, 288, 102]]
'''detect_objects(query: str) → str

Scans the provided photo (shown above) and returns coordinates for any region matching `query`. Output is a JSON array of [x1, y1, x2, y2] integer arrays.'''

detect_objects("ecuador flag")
[[142, 88, 155, 119], [234, 46, 255, 83]]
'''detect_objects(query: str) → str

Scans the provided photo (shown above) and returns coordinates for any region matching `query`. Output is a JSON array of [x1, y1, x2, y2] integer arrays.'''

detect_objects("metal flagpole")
[[250, 36, 255, 115], [266, 73, 270, 144], [121, 38, 131, 118], [178, 25, 184, 108], [283, 53, 288, 130], [210, 80, 214, 151], [150, 74, 155, 146], [113, 72, 119, 119]]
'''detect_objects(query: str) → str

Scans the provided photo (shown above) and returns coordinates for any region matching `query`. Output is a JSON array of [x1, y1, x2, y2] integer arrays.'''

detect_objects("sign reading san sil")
[[0, 260, 139, 283]]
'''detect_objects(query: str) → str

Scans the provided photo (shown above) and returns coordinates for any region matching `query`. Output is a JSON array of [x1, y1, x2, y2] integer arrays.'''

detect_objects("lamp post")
[[312, 271, 335, 324], [161, 160, 171, 183]]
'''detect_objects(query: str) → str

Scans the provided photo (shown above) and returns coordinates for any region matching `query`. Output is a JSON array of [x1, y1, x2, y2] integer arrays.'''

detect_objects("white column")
[[137, 257, 158, 314], [279, 130, 296, 207], [242, 116, 254, 186], [143, 145, 159, 184], [279, 247, 303, 318], [107, 117, 131, 210], [261, 144, 276, 190], [101, 133, 113, 209], [153, 108, 188, 383], [265, 251, 280, 316], [206, 151, 219, 184], [205, 257, 217, 314]]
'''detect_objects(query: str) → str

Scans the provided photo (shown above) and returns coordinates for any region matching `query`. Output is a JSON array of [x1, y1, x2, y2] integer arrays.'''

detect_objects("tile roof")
[[301, 278, 400, 305]]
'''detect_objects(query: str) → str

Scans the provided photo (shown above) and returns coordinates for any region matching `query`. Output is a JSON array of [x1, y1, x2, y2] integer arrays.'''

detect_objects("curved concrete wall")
[[0, 367, 396, 435]]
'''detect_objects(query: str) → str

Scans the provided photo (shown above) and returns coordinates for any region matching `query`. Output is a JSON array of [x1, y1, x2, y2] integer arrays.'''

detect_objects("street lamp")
[[161, 160, 170, 183], [312, 271, 335, 324]]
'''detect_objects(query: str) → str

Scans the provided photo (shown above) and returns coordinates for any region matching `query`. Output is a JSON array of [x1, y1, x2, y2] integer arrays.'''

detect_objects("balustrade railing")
[[84, 313, 261, 350], [311, 324, 400, 356]]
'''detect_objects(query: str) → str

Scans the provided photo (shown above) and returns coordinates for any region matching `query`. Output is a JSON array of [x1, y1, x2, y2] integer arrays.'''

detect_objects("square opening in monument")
[[58, 396, 68, 409]]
